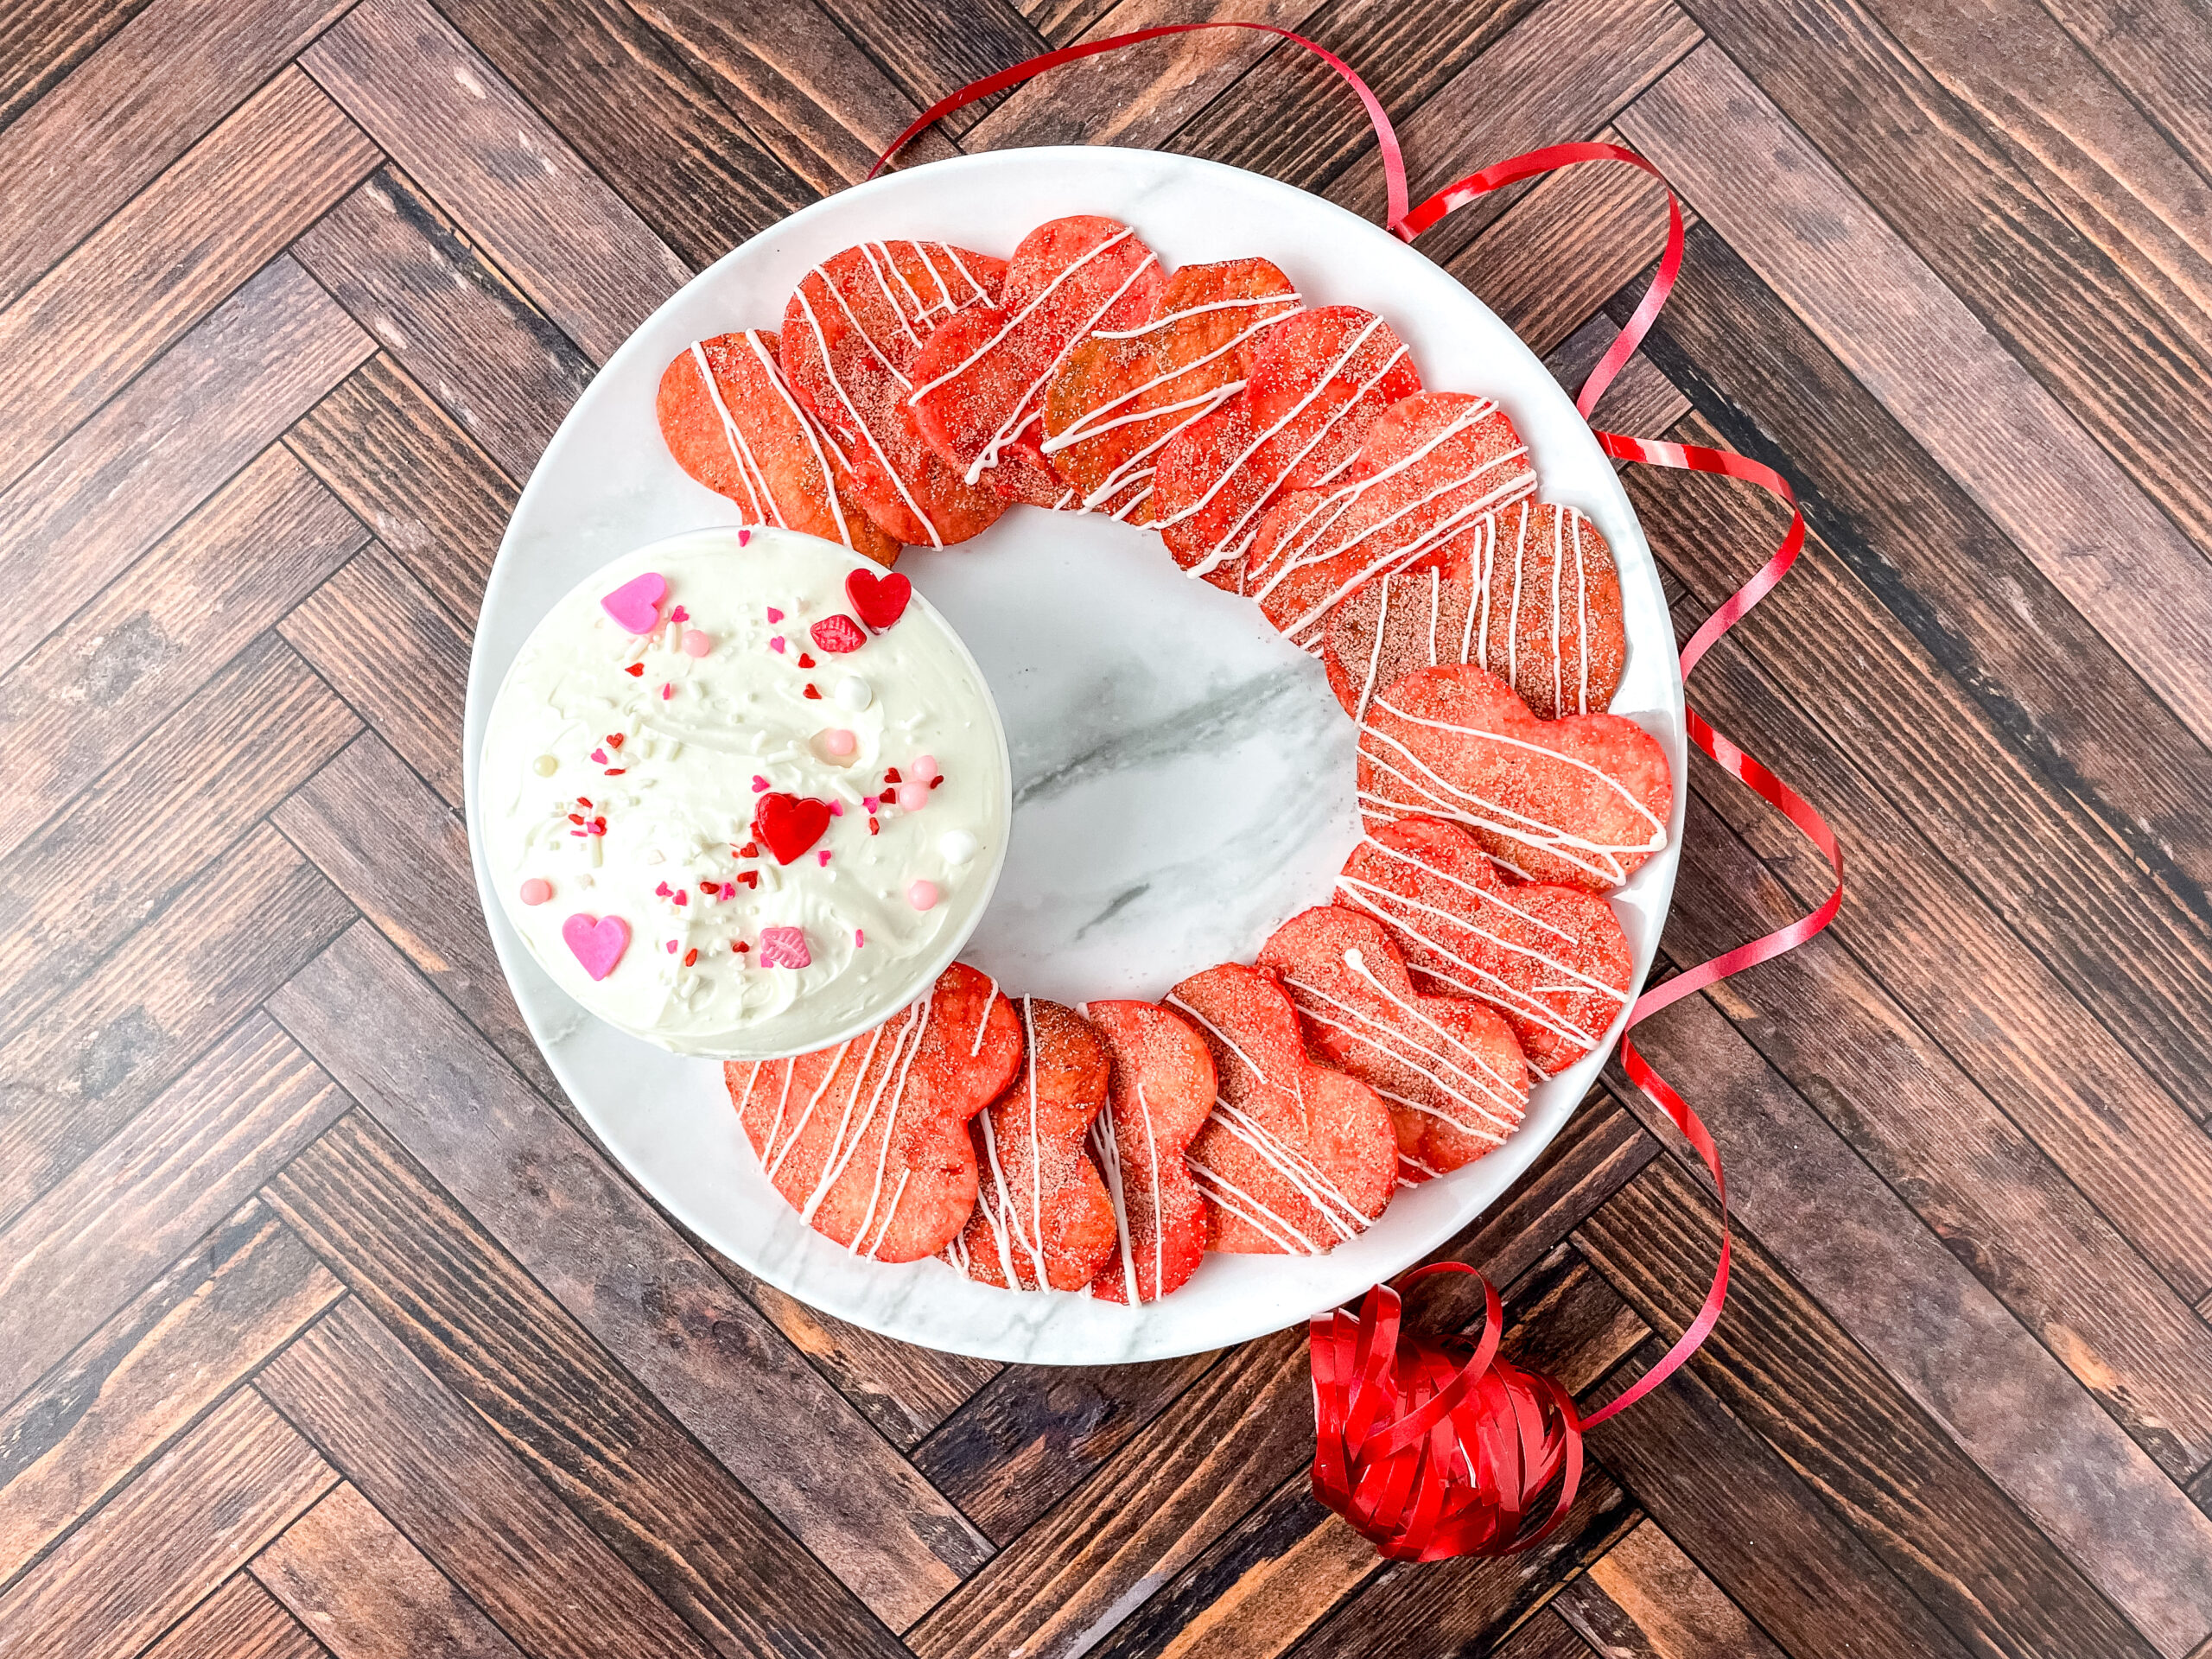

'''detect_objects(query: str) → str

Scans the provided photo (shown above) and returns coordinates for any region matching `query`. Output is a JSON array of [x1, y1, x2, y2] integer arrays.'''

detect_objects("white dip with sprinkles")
[[480, 525, 1010, 1058]]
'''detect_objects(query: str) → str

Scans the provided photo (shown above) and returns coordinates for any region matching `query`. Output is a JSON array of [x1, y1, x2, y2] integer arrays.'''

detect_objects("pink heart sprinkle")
[[769, 636, 785, 654], [562, 913, 630, 980], [766, 606, 784, 622], [659, 683, 673, 700], [670, 605, 689, 624], [590, 747, 607, 764], [654, 881, 671, 897], [752, 775, 770, 793], [673, 891, 688, 906], [861, 795, 880, 813], [828, 800, 844, 817], [665, 939, 677, 954], [817, 850, 832, 867], [739, 528, 752, 547], [600, 572, 666, 634], [756, 925, 810, 969]]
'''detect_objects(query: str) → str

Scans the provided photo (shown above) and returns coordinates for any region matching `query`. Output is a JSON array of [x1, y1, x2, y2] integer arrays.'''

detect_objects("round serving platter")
[[463, 145, 1686, 1365]]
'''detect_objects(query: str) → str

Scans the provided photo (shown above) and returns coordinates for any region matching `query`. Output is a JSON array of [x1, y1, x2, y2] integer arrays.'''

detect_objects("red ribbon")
[[875, 24, 1842, 1557]]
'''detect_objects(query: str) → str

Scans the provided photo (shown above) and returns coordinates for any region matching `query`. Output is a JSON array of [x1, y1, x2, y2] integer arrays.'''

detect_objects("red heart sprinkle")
[[737, 870, 759, 888], [803, 683, 822, 699], [846, 569, 912, 632], [624, 663, 645, 677], [798, 652, 817, 669], [810, 613, 868, 655], [751, 791, 831, 865], [607, 734, 624, 748], [883, 767, 903, 785]]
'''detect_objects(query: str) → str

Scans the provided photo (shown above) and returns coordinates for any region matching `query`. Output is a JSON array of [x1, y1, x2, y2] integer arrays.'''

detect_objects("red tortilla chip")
[[1083, 998, 1216, 1304], [781, 241, 1011, 548], [909, 216, 1167, 509], [657, 329, 901, 567]]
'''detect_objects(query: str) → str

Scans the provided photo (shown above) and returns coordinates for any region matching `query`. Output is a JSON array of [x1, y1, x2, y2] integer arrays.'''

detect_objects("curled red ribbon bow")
[[877, 24, 1844, 1558]]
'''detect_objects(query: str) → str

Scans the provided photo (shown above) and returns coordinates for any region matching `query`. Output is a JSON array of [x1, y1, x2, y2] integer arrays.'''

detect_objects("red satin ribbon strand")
[[1398, 144, 1685, 418], [868, 22, 1410, 236], [864, 26, 1845, 1560]]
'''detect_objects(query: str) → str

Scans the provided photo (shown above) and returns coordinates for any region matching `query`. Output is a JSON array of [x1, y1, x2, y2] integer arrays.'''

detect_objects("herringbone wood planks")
[[3, 0, 2211, 1655]]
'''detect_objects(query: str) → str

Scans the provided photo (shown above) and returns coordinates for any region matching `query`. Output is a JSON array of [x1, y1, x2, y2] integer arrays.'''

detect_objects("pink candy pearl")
[[911, 753, 940, 782], [894, 781, 928, 811], [821, 728, 856, 757], [907, 880, 939, 911], [519, 877, 553, 906], [681, 628, 711, 657]]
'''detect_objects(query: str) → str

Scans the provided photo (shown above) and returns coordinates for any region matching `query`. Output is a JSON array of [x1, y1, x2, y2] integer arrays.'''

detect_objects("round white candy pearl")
[[835, 676, 872, 710], [938, 830, 978, 865]]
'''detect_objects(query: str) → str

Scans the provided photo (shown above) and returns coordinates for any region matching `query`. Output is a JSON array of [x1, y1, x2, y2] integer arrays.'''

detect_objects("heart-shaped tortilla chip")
[[1040, 257, 1301, 523], [908, 216, 1167, 508], [1083, 998, 1217, 1304], [781, 241, 1011, 548], [1357, 664, 1671, 891]]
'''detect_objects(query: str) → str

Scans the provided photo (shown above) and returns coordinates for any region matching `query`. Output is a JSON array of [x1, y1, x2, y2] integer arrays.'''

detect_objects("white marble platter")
[[463, 146, 1686, 1365]]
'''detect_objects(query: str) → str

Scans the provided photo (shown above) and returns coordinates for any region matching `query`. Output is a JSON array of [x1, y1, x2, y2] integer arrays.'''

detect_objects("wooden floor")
[[3, 0, 2211, 1655]]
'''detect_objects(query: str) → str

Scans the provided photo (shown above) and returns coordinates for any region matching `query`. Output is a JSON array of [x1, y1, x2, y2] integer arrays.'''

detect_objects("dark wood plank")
[[265, 923, 987, 1627], [1163, 0, 1541, 200], [0, 636, 359, 1046], [302, 0, 690, 365], [278, 543, 474, 807], [1669, 0, 2212, 560], [1554, 1518, 1788, 1659], [1656, 780, 2212, 1484], [0, 256, 372, 679], [1584, 1340, 1977, 1659], [676, 1236, 1001, 1453], [1069, 1254, 1643, 1659], [1491, 1609, 1601, 1659], [0, 1389, 334, 1659], [625, 0, 962, 194], [0, 68, 379, 493], [0, 830, 353, 1232], [1622, 976, 2212, 1550], [1324, 0, 1700, 265], [0, 444, 366, 862], [1580, 1160, 2180, 1659], [0, 1198, 341, 1586], [1624, 219, 2212, 933], [423, 0, 821, 265], [811, 0, 1042, 138], [264, 1111, 912, 1659], [283, 353, 516, 630], [1858, 0, 2212, 360], [1450, 126, 1697, 358], [1633, 397, 2212, 1131], [1657, 583, 2212, 1304], [0, 0, 353, 312], [914, 1090, 1652, 1550], [1618, 43, 2212, 748], [256, 1299, 720, 1659], [0, 1013, 346, 1402], [146, 1575, 327, 1659], [1547, 313, 1692, 437], [292, 167, 596, 480], [2039, 0, 2212, 183], [252, 1481, 526, 1659], [272, 730, 556, 1099], [0, 0, 155, 131], [966, 0, 1327, 156]]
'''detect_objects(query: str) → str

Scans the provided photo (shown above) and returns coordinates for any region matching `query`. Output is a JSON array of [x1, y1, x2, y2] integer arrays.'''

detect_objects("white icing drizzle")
[[1163, 991, 1371, 1253], [690, 341, 778, 526], [1358, 691, 1667, 887], [1333, 836, 1629, 1065], [1039, 294, 1302, 518], [1243, 398, 1535, 645], [1088, 1073, 1169, 1301], [792, 281, 945, 548], [846, 994, 936, 1253], [1161, 315, 1414, 579], [1277, 947, 1522, 1143], [965, 995, 1052, 1290]]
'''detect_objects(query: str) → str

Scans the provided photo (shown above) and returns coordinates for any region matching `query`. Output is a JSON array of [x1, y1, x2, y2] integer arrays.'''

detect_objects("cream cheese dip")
[[480, 526, 1010, 1058]]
